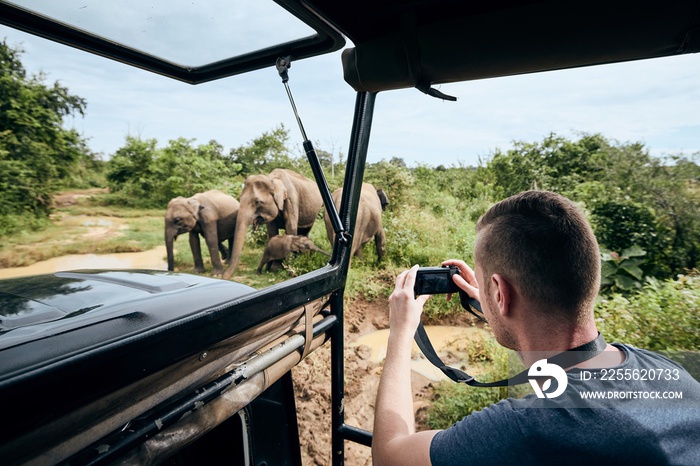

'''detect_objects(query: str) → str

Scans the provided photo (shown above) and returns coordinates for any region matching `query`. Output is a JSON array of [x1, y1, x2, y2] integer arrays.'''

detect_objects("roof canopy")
[[1, 0, 698, 90], [326, 0, 700, 95]]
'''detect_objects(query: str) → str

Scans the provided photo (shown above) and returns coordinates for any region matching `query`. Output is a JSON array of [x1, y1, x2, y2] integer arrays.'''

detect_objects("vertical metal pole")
[[330, 290, 346, 466], [331, 91, 377, 466], [276, 59, 347, 243]]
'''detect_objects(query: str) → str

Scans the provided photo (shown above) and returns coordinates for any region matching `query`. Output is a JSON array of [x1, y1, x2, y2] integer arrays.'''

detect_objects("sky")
[[2, 19, 700, 168]]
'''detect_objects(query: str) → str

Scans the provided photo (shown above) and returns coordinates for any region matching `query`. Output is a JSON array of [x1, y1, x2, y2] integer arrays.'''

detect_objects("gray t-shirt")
[[430, 344, 700, 466]]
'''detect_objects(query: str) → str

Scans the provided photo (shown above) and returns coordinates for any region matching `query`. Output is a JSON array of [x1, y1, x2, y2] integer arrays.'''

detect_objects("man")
[[372, 190, 700, 466]]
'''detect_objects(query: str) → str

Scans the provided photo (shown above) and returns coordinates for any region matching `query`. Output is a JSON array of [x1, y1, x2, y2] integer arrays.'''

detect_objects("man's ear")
[[491, 273, 512, 317]]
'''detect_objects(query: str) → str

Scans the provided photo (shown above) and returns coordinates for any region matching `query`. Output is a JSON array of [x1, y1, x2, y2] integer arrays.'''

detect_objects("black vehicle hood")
[[0, 269, 255, 353], [0, 266, 337, 453]]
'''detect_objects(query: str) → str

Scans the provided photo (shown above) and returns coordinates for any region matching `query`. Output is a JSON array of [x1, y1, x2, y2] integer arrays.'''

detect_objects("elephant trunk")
[[311, 245, 331, 257], [222, 213, 252, 280], [165, 227, 177, 271]]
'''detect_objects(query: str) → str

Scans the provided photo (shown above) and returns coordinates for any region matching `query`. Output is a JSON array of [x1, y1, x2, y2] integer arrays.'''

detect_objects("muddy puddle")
[[351, 326, 492, 381], [0, 246, 168, 279]]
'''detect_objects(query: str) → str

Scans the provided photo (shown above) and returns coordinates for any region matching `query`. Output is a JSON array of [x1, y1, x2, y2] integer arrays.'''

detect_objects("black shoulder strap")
[[414, 323, 607, 387]]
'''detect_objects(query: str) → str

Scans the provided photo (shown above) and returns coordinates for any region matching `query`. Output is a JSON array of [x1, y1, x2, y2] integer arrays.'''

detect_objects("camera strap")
[[413, 324, 607, 387]]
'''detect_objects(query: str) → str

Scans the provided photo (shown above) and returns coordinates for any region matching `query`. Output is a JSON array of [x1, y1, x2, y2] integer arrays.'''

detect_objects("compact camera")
[[413, 265, 461, 296], [414, 265, 486, 322]]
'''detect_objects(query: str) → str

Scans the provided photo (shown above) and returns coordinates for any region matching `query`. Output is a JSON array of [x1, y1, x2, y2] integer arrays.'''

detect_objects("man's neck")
[[515, 319, 601, 367]]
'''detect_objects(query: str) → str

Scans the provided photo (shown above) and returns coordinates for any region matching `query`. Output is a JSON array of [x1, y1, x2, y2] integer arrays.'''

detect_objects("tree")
[[0, 39, 93, 230], [106, 137, 242, 207], [106, 136, 158, 195], [484, 133, 700, 278], [485, 133, 608, 198], [364, 159, 414, 211], [229, 124, 293, 176]]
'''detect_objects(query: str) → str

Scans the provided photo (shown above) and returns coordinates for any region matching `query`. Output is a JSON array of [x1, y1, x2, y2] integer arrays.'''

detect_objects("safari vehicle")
[[0, 1, 698, 465]]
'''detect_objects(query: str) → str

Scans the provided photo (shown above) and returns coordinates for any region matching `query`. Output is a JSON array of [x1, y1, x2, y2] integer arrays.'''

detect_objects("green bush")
[[0, 40, 95, 232], [483, 134, 700, 279], [427, 334, 528, 429], [105, 137, 241, 208], [595, 273, 700, 351], [591, 200, 669, 277], [0, 213, 50, 237], [600, 245, 647, 293], [364, 159, 415, 213]]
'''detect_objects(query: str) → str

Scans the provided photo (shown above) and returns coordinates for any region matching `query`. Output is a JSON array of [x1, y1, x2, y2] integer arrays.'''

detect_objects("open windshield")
[[0, 0, 345, 82], [3, 0, 316, 66]]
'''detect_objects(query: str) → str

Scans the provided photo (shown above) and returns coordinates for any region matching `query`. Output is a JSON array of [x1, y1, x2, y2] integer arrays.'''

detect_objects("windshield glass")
[[4, 0, 316, 66]]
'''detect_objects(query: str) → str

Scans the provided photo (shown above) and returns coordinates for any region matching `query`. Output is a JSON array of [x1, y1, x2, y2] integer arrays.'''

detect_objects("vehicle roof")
[[328, 0, 700, 94], [1, 0, 698, 87]]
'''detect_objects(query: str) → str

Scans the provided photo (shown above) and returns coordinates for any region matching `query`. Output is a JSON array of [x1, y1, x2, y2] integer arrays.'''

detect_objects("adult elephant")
[[222, 169, 323, 280], [165, 190, 239, 276], [325, 182, 387, 262]]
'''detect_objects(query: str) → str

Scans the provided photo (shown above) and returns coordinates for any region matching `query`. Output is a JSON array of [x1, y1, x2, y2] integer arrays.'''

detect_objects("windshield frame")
[[0, 0, 346, 84]]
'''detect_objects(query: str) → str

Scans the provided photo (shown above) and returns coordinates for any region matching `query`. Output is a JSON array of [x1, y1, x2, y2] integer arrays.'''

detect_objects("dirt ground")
[[292, 296, 474, 466], [53, 188, 108, 207]]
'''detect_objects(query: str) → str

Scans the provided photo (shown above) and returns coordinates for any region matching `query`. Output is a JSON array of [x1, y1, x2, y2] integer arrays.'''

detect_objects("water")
[[0, 246, 168, 279]]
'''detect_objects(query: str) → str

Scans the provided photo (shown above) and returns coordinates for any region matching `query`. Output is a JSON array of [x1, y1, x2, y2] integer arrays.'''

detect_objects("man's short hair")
[[475, 190, 600, 322]]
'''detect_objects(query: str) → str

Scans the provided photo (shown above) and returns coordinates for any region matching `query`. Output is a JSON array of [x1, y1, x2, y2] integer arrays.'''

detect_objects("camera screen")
[[414, 267, 460, 295]]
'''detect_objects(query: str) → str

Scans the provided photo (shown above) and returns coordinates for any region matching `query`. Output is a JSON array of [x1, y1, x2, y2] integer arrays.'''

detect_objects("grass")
[[0, 194, 164, 268], [167, 220, 332, 290]]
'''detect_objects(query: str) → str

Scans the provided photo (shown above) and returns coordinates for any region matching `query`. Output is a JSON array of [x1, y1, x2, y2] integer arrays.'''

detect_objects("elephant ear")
[[377, 189, 389, 211], [291, 236, 310, 252], [272, 178, 287, 211], [289, 237, 302, 253], [187, 198, 202, 219]]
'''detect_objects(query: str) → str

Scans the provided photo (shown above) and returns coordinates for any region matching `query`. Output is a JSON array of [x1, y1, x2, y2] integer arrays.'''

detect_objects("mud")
[[0, 246, 168, 279], [292, 296, 478, 465]]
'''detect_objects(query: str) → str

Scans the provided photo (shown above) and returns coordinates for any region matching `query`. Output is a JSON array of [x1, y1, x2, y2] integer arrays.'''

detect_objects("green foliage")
[[229, 124, 297, 176], [600, 245, 647, 293], [590, 200, 667, 277], [595, 273, 700, 351], [344, 266, 397, 302], [0, 39, 95, 232], [483, 133, 700, 279], [105, 136, 157, 191], [591, 202, 659, 253], [364, 158, 415, 211], [105, 136, 241, 207], [485, 133, 609, 198]]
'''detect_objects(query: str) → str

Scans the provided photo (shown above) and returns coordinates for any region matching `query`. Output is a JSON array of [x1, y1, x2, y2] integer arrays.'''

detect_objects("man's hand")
[[441, 259, 480, 302], [388, 265, 431, 340]]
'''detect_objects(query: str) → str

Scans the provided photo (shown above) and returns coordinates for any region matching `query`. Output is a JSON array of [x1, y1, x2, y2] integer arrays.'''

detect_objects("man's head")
[[474, 190, 600, 329]]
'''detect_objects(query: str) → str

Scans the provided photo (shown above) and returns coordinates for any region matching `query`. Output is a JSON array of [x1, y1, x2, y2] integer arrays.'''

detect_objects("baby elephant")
[[257, 235, 330, 274]]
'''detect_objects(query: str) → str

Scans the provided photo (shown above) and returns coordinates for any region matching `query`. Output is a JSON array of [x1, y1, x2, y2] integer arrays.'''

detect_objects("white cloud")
[[3, 23, 700, 166]]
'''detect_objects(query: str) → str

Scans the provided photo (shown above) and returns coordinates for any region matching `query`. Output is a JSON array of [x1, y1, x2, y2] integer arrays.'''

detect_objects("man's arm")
[[372, 266, 440, 466]]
